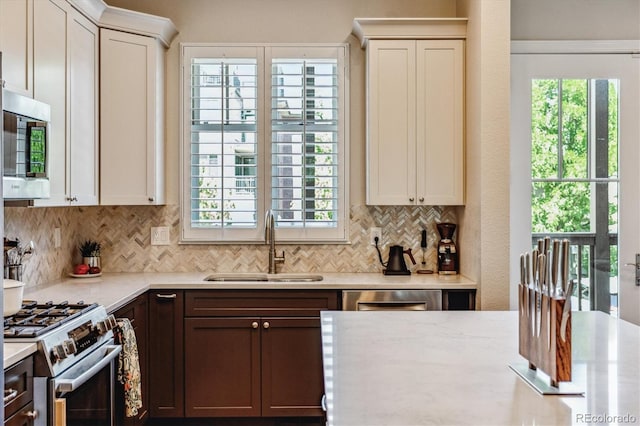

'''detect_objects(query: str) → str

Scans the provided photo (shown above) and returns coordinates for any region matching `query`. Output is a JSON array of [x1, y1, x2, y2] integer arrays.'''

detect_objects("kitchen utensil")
[[436, 223, 458, 274], [383, 245, 416, 275], [551, 239, 559, 296], [560, 280, 575, 342], [537, 253, 545, 337], [519, 254, 526, 315], [561, 239, 570, 294], [417, 230, 433, 274], [3, 279, 25, 316]]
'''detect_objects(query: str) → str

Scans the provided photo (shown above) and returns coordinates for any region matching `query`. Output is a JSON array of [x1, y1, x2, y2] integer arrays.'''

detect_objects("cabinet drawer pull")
[[263, 321, 270, 329], [4, 389, 18, 403], [419, 197, 424, 202], [156, 293, 177, 299], [409, 197, 415, 202], [148, 197, 154, 202], [252, 321, 259, 329]]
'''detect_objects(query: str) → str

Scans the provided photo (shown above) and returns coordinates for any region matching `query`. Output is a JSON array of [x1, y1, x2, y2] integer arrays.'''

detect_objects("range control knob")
[[52, 345, 67, 362], [96, 315, 119, 335], [107, 315, 118, 330], [63, 339, 77, 356]]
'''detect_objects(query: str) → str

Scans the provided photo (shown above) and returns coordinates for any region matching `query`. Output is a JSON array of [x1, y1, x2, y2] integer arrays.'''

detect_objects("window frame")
[[180, 43, 349, 244]]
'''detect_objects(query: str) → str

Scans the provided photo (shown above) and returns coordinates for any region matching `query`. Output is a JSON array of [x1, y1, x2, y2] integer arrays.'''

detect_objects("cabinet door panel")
[[68, 10, 99, 205], [32, 0, 67, 206], [100, 29, 163, 205], [184, 317, 261, 418], [148, 291, 184, 418], [416, 40, 464, 205], [0, 0, 33, 96], [366, 40, 416, 205], [261, 317, 324, 417]]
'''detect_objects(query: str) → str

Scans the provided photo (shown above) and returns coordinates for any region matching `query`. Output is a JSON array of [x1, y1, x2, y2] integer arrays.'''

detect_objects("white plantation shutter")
[[181, 44, 348, 243]]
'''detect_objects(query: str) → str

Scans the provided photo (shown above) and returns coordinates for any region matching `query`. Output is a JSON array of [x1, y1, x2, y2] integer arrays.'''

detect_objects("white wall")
[[457, 0, 511, 310], [511, 0, 640, 40]]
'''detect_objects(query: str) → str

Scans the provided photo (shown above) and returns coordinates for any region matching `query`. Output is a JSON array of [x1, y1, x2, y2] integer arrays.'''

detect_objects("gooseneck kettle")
[[375, 241, 416, 275]]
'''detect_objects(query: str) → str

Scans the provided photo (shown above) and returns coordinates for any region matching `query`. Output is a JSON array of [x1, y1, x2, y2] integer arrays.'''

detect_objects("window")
[[181, 44, 348, 243], [530, 78, 619, 314]]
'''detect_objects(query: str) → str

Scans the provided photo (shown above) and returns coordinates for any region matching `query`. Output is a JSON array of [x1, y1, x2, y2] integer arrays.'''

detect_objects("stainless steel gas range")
[[4, 301, 121, 426]]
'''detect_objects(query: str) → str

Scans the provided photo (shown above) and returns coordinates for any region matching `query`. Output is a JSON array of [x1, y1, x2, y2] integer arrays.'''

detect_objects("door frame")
[[510, 40, 640, 324]]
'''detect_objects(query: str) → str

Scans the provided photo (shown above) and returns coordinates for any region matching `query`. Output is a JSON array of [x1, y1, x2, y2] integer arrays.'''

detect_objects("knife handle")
[[538, 253, 546, 289], [525, 252, 531, 286], [531, 249, 539, 288], [520, 253, 526, 285], [561, 239, 570, 294], [552, 239, 560, 295]]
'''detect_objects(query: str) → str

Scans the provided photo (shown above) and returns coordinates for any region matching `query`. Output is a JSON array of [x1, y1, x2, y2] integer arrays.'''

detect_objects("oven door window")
[[63, 366, 111, 426]]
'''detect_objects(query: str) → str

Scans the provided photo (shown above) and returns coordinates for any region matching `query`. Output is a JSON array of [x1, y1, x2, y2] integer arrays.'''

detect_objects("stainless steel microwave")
[[2, 89, 51, 200]]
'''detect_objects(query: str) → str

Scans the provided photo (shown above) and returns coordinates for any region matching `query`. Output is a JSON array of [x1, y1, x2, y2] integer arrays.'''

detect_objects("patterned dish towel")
[[115, 318, 143, 417]]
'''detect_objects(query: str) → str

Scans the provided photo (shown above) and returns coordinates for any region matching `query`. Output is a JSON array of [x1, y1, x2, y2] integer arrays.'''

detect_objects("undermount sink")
[[266, 274, 323, 282], [204, 273, 323, 282]]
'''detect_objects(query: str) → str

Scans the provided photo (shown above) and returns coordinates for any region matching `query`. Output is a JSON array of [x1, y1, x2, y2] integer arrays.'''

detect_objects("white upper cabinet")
[[354, 18, 466, 206], [33, 0, 99, 206], [0, 0, 33, 96], [100, 29, 165, 205]]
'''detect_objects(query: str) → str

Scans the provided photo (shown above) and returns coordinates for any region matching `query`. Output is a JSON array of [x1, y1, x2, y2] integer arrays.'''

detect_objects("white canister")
[[3, 279, 25, 316]]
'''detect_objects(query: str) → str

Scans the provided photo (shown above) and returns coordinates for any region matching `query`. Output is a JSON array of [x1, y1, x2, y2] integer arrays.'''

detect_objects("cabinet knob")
[[24, 410, 38, 419], [263, 321, 270, 329], [148, 197, 154, 202], [419, 197, 424, 202], [252, 321, 259, 329], [409, 197, 415, 202]]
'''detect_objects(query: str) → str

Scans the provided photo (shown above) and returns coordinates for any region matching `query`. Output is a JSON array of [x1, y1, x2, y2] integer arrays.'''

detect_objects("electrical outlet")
[[54, 228, 61, 248], [370, 227, 382, 246], [151, 226, 170, 245]]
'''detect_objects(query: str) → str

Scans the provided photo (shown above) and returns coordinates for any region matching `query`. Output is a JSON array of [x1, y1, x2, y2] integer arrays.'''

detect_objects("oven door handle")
[[55, 345, 122, 393]]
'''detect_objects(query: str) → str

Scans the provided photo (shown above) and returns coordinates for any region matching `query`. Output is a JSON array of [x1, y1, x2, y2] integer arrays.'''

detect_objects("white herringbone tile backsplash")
[[4, 204, 457, 288]]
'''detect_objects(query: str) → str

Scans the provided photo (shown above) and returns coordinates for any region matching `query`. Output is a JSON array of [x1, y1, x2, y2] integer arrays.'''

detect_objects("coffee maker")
[[437, 223, 458, 274]]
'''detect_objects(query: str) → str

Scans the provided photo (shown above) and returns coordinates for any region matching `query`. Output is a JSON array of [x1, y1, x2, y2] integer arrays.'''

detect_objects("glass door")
[[511, 49, 640, 324]]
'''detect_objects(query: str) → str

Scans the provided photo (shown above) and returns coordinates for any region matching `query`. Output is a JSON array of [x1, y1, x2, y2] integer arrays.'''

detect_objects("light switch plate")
[[151, 226, 170, 245]]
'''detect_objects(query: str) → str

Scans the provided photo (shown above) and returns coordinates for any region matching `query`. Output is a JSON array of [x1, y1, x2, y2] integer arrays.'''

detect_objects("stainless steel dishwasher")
[[342, 290, 442, 311]]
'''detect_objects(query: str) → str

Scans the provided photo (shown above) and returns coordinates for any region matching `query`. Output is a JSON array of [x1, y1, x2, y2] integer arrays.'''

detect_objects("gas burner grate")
[[3, 300, 98, 338]]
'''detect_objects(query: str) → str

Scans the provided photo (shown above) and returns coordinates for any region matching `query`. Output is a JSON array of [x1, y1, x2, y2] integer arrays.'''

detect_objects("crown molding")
[[68, 0, 178, 48], [352, 18, 468, 48]]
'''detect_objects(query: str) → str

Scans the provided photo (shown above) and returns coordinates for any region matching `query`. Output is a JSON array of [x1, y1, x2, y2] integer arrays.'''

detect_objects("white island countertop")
[[320, 311, 640, 426]]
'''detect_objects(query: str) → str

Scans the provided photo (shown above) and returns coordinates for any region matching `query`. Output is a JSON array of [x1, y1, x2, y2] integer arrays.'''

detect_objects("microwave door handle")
[[54, 345, 122, 393]]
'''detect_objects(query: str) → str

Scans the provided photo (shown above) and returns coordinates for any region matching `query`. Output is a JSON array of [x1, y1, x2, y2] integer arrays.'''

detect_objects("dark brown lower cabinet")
[[113, 293, 149, 425], [183, 290, 337, 420], [4, 356, 34, 426], [260, 317, 324, 417], [184, 316, 324, 418], [148, 290, 184, 418]]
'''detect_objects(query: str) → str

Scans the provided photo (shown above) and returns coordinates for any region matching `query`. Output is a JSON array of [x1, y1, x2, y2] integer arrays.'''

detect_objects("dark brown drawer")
[[4, 400, 35, 426], [185, 290, 339, 317], [4, 356, 33, 421]]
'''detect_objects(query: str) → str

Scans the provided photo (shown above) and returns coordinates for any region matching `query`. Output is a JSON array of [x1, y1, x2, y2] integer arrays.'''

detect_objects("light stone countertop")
[[3, 342, 37, 370], [4, 271, 476, 369], [21, 271, 476, 313], [320, 310, 640, 426]]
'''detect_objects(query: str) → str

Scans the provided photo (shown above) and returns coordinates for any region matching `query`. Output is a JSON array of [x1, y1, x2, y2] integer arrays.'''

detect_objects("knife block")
[[517, 285, 572, 387]]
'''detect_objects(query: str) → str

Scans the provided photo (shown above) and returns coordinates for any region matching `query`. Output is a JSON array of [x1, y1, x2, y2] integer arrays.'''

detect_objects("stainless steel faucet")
[[265, 209, 285, 273]]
